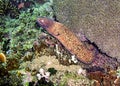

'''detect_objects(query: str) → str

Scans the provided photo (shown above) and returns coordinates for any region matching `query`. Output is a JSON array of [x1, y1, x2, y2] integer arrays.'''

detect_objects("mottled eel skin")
[[37, 18, 95, 64]]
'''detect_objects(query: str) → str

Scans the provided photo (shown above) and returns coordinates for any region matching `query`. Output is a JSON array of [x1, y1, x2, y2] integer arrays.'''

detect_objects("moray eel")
[[37, 18, 96, 64], [37, 18, 120, 85]]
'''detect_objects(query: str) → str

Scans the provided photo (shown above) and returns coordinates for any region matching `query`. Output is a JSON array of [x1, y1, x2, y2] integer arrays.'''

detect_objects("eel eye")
[[40, 19, 45, 23]]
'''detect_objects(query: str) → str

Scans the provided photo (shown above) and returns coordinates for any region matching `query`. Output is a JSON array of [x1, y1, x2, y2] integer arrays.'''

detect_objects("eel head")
[[37, 18, 54, 29]]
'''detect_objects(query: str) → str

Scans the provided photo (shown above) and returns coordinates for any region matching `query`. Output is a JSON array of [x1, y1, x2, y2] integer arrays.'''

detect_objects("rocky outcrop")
[[53, 0, 120, 58]]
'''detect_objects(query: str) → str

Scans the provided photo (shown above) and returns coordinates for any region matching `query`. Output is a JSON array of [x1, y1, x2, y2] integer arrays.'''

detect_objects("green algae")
[[0, 0, 53, 54], [0, 0, 54, 85]]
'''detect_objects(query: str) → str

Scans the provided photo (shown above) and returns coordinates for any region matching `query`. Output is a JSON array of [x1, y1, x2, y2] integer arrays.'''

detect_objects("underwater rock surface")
[[53, 0, 120, 58]]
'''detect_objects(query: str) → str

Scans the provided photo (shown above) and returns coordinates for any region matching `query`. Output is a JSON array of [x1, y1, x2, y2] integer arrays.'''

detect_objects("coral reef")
[[0, 0, 120, 85], [20, 55, 92, 86], [0, 0, 54, 85], [0, 0, 53, 54]]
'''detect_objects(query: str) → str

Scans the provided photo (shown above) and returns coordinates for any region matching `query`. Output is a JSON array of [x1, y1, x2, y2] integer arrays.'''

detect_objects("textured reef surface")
[[53, 0, 120, 58], [0, 0, 120, 86]]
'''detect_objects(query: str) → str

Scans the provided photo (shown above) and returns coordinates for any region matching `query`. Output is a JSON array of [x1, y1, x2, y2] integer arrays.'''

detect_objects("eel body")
[[37, 18, 95, 64]]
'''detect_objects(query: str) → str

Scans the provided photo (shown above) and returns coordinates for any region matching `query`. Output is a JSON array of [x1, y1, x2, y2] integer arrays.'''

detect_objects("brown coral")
[[86, 69, 120, 86]]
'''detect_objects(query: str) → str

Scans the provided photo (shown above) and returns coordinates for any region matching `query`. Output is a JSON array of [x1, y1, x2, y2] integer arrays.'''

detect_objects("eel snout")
[[37, 18, 54, 29]]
